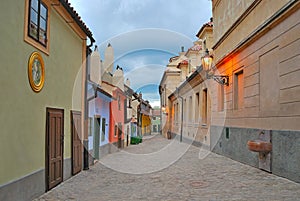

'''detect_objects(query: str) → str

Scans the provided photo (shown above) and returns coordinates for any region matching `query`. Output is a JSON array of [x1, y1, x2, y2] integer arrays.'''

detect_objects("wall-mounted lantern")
[[201, 49, 229, 86], [161, 106, 168, 115]]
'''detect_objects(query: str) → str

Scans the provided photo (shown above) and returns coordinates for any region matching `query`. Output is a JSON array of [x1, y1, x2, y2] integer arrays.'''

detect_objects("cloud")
[[97, 28, 193, 60], [124, 64, 165, 90], [115, 49, 174, 72], [150, 100, 161, 108], [68, 0, 212, 107], [68, 0, 212, 43]]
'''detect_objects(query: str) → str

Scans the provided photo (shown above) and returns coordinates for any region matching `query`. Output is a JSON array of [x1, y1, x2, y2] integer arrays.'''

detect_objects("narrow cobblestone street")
[[35, 135, 300, 201]]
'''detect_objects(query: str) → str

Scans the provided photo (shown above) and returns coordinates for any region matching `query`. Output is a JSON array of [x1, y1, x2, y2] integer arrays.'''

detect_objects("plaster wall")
[[0, 0, 84, 191], [211, 1, 300, 183], [212, 5, 300, 131], [213, 0, 290, 62]]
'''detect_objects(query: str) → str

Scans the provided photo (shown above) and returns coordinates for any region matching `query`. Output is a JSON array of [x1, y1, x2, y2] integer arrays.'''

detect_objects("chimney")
[[179, 46, 185, 56]]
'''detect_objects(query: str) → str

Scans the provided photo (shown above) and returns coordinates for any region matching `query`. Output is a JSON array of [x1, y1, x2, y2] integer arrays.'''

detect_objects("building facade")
[[151, 108, 161, 133], [0, 0, 94, 200], [159, 21, 213, 145], [138, 100, 152, 136], [159, 54, 183, 138], [210, 0, 300, 183]]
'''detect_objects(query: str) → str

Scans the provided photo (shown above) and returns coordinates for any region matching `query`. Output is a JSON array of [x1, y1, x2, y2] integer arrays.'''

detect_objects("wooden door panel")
[[71, 111, 82, 175], [46, 108, 64, 191]]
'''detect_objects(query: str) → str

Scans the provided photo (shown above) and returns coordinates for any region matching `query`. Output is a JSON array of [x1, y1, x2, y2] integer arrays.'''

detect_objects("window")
[[114, 125, 118, 137], [128, 99, 132, 108], [25, 0, 49, 53], [202, 89, 208, 125], [28, 0, 48, 46], [234, 70, 244, 110]]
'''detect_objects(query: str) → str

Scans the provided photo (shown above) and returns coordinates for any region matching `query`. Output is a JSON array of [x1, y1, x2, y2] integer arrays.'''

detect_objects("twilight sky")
[[68, 0, 212, 106]]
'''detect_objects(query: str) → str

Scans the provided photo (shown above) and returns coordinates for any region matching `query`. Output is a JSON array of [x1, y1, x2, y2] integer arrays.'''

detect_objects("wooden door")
[[117, 123, 122, 148], [46, 108, 64, 191], [71, 111, 82, 175]]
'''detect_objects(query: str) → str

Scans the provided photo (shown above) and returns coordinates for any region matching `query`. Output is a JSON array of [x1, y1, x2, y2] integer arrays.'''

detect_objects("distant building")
[[166, 19, 213, 147], [151, 109, 161, 133]]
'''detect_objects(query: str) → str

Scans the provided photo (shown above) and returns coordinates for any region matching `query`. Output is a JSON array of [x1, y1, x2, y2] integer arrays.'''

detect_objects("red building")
[[109, 87, 126, 148]]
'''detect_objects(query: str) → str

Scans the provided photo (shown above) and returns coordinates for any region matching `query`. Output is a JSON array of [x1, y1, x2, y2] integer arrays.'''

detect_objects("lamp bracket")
[[213, 75, 229, 86], [207, 73, 229, 86]]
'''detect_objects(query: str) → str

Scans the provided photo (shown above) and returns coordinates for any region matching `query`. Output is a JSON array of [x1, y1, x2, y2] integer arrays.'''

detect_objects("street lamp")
[[161, 106, 168, 115], [201, 48, 229, 86]]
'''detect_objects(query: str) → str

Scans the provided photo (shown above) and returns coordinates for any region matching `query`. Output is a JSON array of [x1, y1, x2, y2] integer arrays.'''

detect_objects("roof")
[[179, 60, 188, 65], [196, 18, 213, 38], [168, 54, 188, 67], [87, 82, 115, 102], [59, 0, 95, 42], [169, 56, 179, 62], [188, 44, 202, 52]]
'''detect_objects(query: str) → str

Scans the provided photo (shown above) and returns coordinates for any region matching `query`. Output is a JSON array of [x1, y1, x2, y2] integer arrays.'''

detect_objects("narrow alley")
[[35, 135, 300, 201]]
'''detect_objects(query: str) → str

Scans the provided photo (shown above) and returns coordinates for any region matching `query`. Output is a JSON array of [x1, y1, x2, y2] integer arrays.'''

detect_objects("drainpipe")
[[83, 37, 95, 170]]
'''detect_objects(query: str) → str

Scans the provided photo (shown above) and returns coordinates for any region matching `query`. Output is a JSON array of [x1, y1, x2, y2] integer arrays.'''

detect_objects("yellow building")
[[138, 99, 152, 136], [142, 113, 152, 135], [0, 0, 94, 200]]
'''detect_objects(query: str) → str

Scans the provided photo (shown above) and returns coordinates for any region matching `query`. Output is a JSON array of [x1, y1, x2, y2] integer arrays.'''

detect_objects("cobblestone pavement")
[[35, 134, 300, 201]]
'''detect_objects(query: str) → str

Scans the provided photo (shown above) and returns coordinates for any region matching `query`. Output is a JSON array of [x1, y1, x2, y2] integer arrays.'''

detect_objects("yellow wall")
[[0, 1, 84, 185], [141, 114, 151, 135]]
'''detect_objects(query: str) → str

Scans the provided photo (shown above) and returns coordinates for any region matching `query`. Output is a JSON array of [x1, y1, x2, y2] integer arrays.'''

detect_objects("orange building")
[[109, 87, 126, 148]]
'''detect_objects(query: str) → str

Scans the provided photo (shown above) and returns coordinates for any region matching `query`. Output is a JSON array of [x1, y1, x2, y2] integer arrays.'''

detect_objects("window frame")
[[24, 0, 50, 55], [114, 124, 118, 137], [233, 69, 244, 110], [202, 88, 208, 125]]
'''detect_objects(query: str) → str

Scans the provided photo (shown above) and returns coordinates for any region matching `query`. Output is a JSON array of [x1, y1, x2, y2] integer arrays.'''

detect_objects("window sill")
[[24, 36, 49, 55]]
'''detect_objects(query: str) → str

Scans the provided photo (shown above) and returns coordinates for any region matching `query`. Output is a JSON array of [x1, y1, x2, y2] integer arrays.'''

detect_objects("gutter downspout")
[[83, 37, 95, 170]]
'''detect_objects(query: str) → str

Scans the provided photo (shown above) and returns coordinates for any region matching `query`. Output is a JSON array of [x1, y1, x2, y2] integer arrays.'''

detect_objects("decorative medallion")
[[28, 51, 45, 92]]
